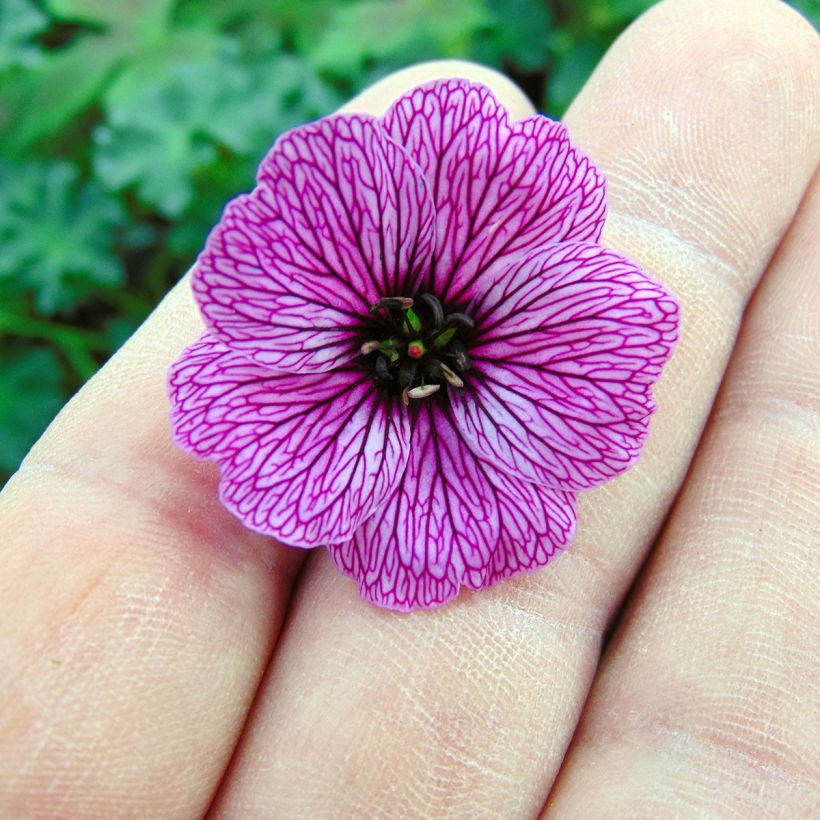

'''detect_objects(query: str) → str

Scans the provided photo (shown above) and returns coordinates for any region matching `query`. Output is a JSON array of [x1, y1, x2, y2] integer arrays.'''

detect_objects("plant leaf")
[[45, 0, 174, 31], [0, 160, 127, 313], [0, 0, 48, 71], [95, 42, 340, 218], [310, 0, 490, 80], [0, 344, 66, 477], [471, 0, 552, 72]]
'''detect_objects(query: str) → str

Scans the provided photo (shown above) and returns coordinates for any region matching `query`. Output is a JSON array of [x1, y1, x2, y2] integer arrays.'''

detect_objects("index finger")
[[0, 62, 533, 817]]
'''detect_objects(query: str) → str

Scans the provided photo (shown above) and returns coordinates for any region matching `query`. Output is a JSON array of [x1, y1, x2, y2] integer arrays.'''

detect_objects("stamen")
[[363, 293, 474, 401], [423, 360, 443, 381], [374, 357, 393, 381], [407, 384, 440, 400], [439, 362, 464, 388], [420, 293, 444, 327], [369, 296, 414, 314], [443, 312, 475, 331], [449, 340, 470, 371]]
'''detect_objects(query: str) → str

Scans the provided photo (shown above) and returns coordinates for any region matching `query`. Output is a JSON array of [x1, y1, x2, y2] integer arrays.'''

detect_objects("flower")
[[168, 79, 679, 611]]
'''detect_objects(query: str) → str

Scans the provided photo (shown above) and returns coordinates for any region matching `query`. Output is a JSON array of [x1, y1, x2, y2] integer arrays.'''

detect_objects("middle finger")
[[212, 2, 819, 815]]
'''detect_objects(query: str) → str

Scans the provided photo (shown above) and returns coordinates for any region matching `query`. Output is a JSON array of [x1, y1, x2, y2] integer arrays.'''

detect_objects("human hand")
[[1, 0, 818, 816]]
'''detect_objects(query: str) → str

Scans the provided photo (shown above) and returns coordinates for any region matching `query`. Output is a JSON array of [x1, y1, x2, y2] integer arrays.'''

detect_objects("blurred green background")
[[0, 0, 817, 483]]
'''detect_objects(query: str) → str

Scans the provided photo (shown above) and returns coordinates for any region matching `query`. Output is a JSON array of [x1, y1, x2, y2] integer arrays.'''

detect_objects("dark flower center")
[[358, 294, 473, 405]]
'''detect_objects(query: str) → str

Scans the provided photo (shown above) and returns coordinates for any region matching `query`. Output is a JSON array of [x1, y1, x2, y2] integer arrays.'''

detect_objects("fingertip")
[[339, 59, 536, 120]]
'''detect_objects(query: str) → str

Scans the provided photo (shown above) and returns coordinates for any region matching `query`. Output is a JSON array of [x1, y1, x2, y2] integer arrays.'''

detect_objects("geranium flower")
[[168, 79, 679, 611]]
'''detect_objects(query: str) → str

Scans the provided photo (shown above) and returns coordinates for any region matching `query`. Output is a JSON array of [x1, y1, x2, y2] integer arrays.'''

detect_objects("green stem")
[[0, 311, 107, 351], [61, 342, 99, 382], [0, 311, 104, 382], [145, 245, 174, 301]]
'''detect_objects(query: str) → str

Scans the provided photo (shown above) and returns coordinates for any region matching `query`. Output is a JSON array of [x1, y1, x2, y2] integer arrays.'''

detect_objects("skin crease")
[[0, 2, 817, 819]]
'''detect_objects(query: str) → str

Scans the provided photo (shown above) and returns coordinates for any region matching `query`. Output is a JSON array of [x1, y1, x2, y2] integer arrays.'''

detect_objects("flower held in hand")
[[168, 79, 679, 611]]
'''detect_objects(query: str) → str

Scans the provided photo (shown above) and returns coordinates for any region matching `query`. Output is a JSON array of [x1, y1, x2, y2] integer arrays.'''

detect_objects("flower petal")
[[451, 243, 679, 489], [381, 79, 605, 304], [168, 333, 411, 545], [192, 114, 435, 373], [329, 404, 576, 611]]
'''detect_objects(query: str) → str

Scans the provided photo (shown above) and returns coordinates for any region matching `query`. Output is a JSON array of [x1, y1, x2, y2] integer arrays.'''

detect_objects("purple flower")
[[168, 79, 679, 611]]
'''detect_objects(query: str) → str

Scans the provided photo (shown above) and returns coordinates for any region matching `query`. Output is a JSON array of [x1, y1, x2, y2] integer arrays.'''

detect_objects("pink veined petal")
[[451, 243, 680, 490], [168, 332, 411, 546], [192, 114, 435, 373], [328, 403, 577, 612], [381, 78, 606, 305]]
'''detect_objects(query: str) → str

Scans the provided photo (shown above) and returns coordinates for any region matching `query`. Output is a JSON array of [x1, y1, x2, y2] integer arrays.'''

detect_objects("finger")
[[545, 166, 820, 817], [0, 231, 300, 817], [210, 1, 820, 816], [0, 64, 531, 818]]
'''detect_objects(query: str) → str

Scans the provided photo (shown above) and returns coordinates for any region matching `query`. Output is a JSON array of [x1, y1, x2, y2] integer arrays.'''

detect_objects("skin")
[[0, 0, 818, 816]]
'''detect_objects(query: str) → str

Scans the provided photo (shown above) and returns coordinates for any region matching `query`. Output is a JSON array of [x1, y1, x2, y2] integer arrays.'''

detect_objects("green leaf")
[[472, 0, 552, 72], [95, 41, 340, 218], [546, 39, 607, 117], [584, 0, 655, 28], [0, 344, 66, 476], [0, 0, 48, 71], [45, 0, 174, 32], [0, 35, 126, 155], [244, 0, 347, 53], [103, 315, 142, 351], [0, 160, 127, 314], [786, 0, 820, 27], [0, 0, 176, 153], [94, 119, 216, 218], [311, 0, 490, 80], [165, 54, 342, 258]]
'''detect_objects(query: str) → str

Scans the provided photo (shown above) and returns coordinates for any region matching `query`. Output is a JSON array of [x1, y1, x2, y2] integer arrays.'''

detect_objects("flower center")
[[359, 294, 473, 405]]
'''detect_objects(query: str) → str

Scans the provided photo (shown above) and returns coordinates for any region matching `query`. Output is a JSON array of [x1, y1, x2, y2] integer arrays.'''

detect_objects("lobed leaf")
[[0, 160, 127, 313]]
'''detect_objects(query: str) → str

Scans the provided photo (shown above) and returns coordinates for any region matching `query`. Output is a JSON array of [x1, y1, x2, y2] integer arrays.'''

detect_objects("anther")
[[420, 293, 444, 327], [399, 361, 417, 388], [443, 312, 475, 331], [449, 339, 470, 371], [374, 357, 392, 381], [423, 360, 443, 381], [406, 384, 440, 400], [360, 340, 381, 355], [369, 296, 414, 314], [439, 363, 464, 388]]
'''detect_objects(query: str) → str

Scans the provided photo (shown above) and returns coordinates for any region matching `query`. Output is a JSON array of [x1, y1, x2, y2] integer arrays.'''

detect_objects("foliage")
[[0, 344, 64, 474], [0, 0, 817, 482], [0, 160, 126, 313]]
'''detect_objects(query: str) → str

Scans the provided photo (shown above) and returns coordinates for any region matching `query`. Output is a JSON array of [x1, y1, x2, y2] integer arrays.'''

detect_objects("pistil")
[[407, 340, 426, 359]]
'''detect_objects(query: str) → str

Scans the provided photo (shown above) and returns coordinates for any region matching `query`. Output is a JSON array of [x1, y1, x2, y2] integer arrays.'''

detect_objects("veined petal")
[[168, 333, 411, 545], [474, 469, 576, 591], [452, 243, 679, 490], [193, 114, 435, 373], [382, 79, 605, 304], [329, 404, 576, 611]]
